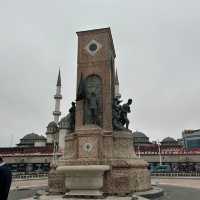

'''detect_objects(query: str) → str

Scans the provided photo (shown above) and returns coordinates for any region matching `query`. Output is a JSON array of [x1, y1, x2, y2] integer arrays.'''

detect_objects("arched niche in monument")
[[84, 74, 102, 126]]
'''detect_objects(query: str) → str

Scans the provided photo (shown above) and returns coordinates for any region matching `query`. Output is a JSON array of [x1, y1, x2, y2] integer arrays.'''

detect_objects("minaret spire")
[[56, 69, 61, 86], [115, 69, 121, 98], [53, 69, 62, 123], [115, 69, 119, 85]]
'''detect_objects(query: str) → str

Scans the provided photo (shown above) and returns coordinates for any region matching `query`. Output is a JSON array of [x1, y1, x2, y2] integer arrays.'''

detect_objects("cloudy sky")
[[0, 0, 200, 147]]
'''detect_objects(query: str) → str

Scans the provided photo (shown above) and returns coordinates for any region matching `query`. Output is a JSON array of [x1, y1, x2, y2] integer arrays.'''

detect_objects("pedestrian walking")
[[0, 157, 12, 200]]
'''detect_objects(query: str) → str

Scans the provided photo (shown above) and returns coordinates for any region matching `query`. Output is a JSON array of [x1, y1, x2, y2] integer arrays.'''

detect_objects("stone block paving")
[[8, 178, 200, 200], [151, 178, 200, 200], [11, 179, 48, 190], [20, 196, 148, 200], [152, 177, 200, 189], [155, 185, 200, 200]]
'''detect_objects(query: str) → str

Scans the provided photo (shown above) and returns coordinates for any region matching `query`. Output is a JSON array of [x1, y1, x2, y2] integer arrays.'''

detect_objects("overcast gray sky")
[[0, 0, 200, 147]]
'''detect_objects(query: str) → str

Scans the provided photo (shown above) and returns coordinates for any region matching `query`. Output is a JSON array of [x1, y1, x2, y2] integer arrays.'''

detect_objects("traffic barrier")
[[151, 172, 200, 177], [13, 173, 48, 180]]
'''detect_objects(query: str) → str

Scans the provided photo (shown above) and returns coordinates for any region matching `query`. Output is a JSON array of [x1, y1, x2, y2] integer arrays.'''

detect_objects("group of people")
[[0, 157, 12, 200], [113, 97, 133, 130]]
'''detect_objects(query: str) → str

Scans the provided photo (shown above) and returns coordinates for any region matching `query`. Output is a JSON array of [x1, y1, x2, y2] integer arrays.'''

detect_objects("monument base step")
[[22, 195, 149, 200], [64, 190, 103, 198]]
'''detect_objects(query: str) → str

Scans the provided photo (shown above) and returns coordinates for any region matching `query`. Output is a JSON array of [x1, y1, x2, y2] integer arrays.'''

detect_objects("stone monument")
[[48, 28, 151, 197]]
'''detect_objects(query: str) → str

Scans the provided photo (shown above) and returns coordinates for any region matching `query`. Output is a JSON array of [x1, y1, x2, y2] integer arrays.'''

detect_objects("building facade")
[[182, 129, 200, 149], [17, 133, 47, 147]]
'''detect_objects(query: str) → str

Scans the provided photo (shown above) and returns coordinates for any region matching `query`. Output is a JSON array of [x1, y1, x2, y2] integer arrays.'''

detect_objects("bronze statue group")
[[112, 97, 133, 130], [66, 94, 133, 131]]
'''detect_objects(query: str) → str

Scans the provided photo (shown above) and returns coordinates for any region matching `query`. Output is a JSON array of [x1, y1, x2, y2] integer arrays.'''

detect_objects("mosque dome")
[[22, 133, 46, 141], [133, 131, 148, 138], [46, 121, 58, 134], [58, 114, 70, 129], [161, 137, 176, 143], [17, 133, 46, 147], [47, 121, 57, 128], [161, 137, 178, 146], [133, 131, 149, 144]]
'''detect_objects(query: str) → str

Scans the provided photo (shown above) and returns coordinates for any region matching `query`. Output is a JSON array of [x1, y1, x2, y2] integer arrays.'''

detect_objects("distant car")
[[153, 164, 171, 173]]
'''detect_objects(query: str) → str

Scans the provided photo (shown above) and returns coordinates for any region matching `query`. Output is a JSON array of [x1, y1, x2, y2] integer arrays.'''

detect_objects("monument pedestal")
[[48, 28, 152, 197], [48, 130, 151, 196], [103, 159, 151, 195], [48, 168, 65, 194], [57, 165, 110, 197], [103, 131, 151, 195]]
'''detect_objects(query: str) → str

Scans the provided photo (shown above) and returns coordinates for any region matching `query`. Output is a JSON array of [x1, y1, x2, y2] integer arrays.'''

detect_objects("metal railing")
[[13, 173, 48, 180], [151, 172, 200, 177]]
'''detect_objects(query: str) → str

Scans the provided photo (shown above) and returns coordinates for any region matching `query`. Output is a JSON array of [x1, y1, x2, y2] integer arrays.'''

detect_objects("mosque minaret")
[[114, 69, 121, 98], [53, 69, 62, 123]]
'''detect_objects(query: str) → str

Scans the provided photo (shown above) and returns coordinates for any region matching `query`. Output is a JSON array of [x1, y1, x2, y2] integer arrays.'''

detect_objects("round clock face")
[[89, 43, 97, 51], [84, 39, 102, 56], [83, 143, 93, 152]]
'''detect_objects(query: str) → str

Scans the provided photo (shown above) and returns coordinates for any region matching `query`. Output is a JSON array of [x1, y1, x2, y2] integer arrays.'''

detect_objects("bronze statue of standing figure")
[[120, 98, 133, 129], [87, 92, 99, 125], [68, 102, 76, 130]]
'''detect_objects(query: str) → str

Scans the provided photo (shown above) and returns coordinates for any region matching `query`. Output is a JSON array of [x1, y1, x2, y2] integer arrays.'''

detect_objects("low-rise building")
[[17, 133, 47, 147], [182, 129, 200, 149]]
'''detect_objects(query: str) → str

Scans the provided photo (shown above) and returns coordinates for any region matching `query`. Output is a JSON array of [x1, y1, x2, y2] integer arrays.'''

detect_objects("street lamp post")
[[137, 145, 141, 158], [158, 140, 162, 165]]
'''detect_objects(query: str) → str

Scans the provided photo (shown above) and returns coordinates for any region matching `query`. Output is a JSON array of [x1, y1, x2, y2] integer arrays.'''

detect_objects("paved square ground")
[[8, 178, 200, 200]]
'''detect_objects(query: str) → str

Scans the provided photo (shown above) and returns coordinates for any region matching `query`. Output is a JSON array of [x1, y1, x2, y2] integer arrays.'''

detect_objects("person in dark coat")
[[0, 157, 12, 200]]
